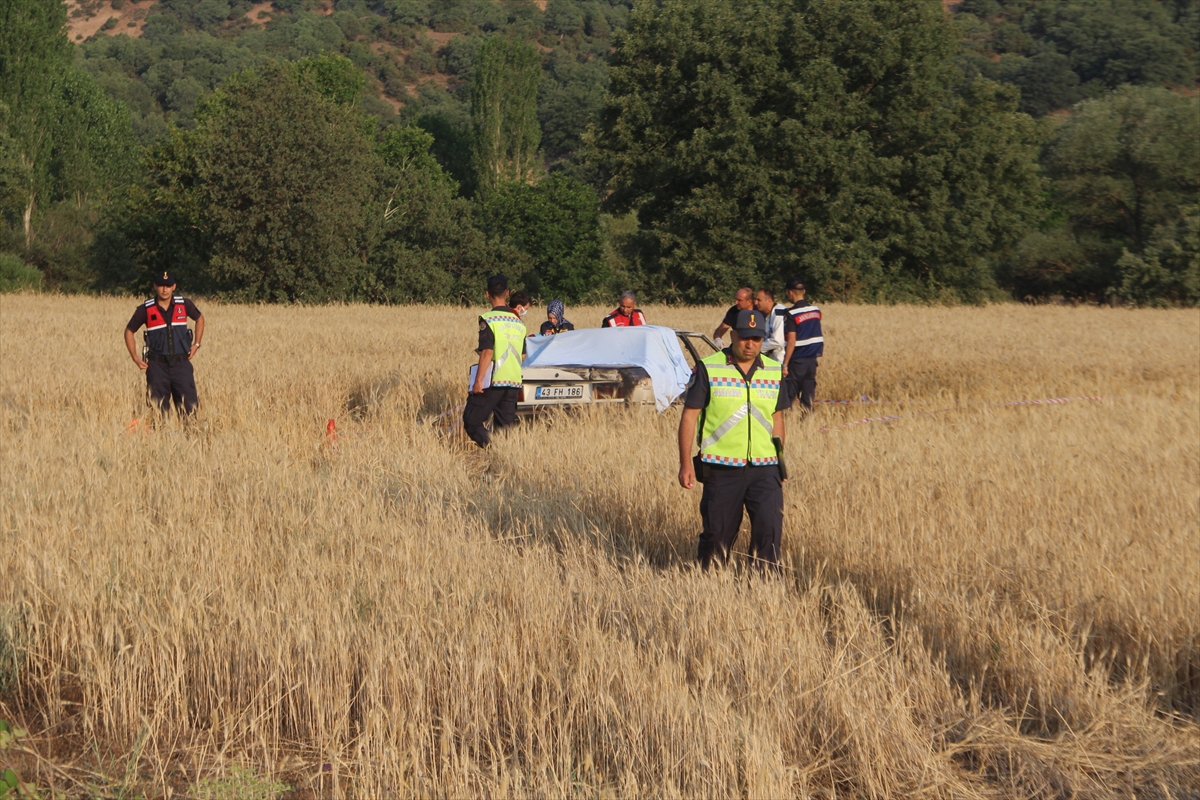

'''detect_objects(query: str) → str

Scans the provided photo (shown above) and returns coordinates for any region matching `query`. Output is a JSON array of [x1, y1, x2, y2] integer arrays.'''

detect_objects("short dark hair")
[[487, 274, 509, 296], [509, 290, 532, 308], [785, 276, 805, 291], [757, 287, 775, 301]]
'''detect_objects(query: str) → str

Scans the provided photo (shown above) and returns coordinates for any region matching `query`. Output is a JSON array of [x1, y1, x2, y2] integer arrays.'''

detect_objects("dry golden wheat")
[[0, 294, 1197, 797]]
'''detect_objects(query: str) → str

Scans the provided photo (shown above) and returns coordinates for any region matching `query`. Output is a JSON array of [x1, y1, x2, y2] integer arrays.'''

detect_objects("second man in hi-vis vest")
[[677, 309, 788, 570], [463, 274, 527, 447]]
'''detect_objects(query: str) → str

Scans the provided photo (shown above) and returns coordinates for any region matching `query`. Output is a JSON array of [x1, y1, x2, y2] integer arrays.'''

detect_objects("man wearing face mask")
[[463, 275, 527, 447], [509, 290, 533, 325]]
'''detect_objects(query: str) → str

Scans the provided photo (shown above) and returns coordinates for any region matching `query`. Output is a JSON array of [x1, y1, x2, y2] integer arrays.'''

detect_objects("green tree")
[[953, 0, 1197, 118], [416, 107, 476, 195], [92, 127, 211, 293], [0, 251, 41, 291], [1016, 85, 1200, 302], [0, 0, 135, 252], [292, 52, 366, 105], [545, 0, 585, 35], [0, 112, 31, 229], [195, 65, 378, 301], [538, 49, 608, 166], [591, 0, 1044, 302], [1116, 208, 1199, 306], [471, 36, 542, 195], [990, 50, 1083, 117], [478, 172, 606, 300], [1031, 1, 1195, 92], [0, 0, 71, 247], [367, 123, 513, 302], [1048, 85, 1198, 256]]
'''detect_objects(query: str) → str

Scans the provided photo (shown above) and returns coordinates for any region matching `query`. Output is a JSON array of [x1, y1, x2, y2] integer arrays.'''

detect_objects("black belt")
[[147, 353, 188, 365]]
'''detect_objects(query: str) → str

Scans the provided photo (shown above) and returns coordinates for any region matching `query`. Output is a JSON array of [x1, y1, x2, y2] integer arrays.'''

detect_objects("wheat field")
[[0, 294, 1197, 798]]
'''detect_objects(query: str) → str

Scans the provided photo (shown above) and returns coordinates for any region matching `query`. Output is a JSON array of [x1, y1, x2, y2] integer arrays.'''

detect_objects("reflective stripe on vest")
[[144, 297, 191, 356], [787, 304, 823, 357], [698, 352, 781, 467], [483, 310, 525, 388]]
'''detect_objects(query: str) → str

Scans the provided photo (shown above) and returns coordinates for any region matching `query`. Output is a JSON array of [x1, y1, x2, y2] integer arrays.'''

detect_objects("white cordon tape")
[[814, 396, 878, 405], [815, 396, 1105, 434], [995, 396, 1104, 407]]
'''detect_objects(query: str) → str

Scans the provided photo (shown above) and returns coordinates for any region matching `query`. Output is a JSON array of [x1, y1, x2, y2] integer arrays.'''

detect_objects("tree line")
[[1, 0, 1196, 305]]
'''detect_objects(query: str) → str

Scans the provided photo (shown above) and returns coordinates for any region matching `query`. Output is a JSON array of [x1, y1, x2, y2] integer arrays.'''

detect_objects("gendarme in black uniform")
[[125, 273, 202, 414], [782, 277, 823, 411]]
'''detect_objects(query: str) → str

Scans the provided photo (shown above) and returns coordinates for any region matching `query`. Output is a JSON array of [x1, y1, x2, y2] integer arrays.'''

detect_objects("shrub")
[[0, 253, 42, 292]]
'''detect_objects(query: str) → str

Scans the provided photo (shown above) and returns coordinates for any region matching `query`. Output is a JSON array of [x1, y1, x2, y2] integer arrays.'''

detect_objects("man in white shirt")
[[754, 287, 789, 368]]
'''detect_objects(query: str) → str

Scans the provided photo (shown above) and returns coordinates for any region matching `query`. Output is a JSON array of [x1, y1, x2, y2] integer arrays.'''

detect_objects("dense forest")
[[1, 0, 1197, 304]]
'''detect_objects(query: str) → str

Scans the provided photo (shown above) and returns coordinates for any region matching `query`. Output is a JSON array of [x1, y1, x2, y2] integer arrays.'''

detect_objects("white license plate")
[[535, 385, 584, 399]]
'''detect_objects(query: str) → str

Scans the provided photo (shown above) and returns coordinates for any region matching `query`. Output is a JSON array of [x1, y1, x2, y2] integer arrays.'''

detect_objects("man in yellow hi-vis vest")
[[678, 309, 788, 569], [464, 274, 527, 447]]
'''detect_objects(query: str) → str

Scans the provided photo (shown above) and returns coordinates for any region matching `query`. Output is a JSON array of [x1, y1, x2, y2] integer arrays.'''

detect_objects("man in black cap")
[[677, 309, 788, 571], [124, 272, 204, 415], [463, 275, 527, 447], [781, 277, 823, 413]]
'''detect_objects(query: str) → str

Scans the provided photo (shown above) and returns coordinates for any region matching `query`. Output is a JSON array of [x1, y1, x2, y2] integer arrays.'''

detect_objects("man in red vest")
[[124, 272, 204, 415], [602, 291, 647, 327]]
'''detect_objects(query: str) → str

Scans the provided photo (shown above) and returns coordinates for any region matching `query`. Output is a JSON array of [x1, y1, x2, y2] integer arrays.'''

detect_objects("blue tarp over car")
[[524, 325, 694, 412]]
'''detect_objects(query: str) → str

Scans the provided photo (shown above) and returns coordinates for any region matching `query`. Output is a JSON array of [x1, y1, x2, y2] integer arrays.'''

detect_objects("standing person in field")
[[540, 299, 575, 335], [678, 309, 788, 571], [124, 272, 204, 416], [509, 290, 533, 321], [781, 277, 823, 413], [754, 287, 789, 364], [711, 286, 754, 348], [602, 291, 647, 327], [463, 275, 527, 448]]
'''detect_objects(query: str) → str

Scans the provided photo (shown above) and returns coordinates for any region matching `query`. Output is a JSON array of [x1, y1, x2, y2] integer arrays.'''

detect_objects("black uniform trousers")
[[697, 464, 784, 570], [463, 387, 520, 447], [786, 357, 818, 412], [146, 357, 198, 414]]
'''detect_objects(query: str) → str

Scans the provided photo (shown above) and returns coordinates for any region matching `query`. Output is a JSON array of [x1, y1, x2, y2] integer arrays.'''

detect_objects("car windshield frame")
[[675, 331, 719, 369]]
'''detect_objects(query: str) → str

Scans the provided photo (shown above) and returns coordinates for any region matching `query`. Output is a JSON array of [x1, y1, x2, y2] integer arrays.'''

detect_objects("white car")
[[516, 328, 719, 414]]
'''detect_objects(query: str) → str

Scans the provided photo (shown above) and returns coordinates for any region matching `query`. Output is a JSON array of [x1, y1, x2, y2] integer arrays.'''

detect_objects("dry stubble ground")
[[0, 294, 1197, 797]]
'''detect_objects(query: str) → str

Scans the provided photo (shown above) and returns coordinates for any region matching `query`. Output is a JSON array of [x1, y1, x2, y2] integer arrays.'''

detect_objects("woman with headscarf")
[[540, 299, 575, 335]]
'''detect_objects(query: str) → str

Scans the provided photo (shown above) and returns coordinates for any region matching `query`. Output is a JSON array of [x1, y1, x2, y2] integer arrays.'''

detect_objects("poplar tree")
[[470, 36, 542, 196], [0, 0, 69, 247], [0, 0, 133, 251]]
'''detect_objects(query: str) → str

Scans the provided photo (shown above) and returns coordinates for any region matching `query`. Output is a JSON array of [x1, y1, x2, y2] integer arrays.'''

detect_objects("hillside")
[[66, 0, 154, 39], [4, 0, 1194, 306], [67, 0, 1196, 173], [71, 0, 620, 164]]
